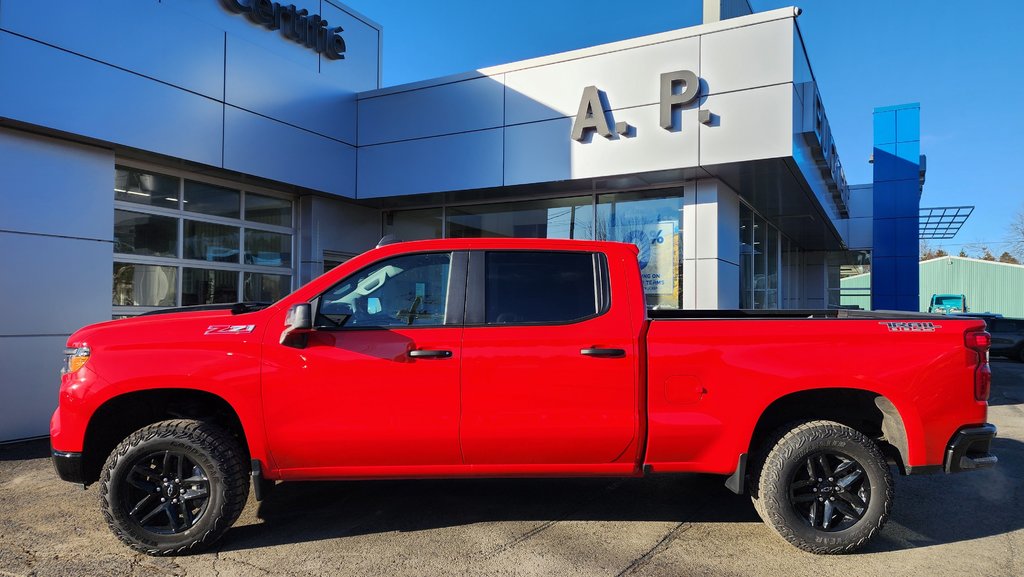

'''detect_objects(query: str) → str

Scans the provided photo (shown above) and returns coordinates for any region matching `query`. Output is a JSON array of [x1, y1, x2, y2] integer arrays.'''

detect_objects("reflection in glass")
[[384, 208, 444, 241], [113, 263, 177, 307], [244, 273, 291, 303], [115, 166, 179, 209], [184, 180, 240, 218], [245, 193, 291, 227], [446, 197, 594, 239], [114, 210, 177, 257], [244, 230, 291, 267], [740, 203, 753, 309], [597, 190, 683, 309], [184, 220, 239, 263], [182, 268, 238, 306]]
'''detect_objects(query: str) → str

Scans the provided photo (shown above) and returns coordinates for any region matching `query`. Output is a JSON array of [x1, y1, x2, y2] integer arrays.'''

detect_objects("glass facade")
[[113, 165, 295, 315], [739, 201, 784, 309], [386, 188, 684, 309]]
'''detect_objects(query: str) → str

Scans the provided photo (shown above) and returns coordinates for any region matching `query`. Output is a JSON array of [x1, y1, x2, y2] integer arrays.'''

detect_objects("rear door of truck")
[[458, 249, 640, 466]]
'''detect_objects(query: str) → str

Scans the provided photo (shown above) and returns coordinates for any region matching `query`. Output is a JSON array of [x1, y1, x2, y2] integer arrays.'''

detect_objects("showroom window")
[[113, 165, 295, 316], [739, 202, 783, 309]]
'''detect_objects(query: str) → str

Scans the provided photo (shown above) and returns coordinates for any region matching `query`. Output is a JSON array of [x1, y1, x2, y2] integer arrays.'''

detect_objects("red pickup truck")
[[51, 238, 997, 555]]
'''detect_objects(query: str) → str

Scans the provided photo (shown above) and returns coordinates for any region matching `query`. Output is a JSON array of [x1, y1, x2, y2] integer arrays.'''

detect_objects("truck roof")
[[371, 237, 642, 255]]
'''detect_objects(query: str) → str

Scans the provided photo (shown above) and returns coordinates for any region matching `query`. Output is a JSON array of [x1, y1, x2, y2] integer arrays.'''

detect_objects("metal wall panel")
[[320, 1, 381, 93], [503, 36, 700, 125], [700, 17, 793, 95], [0, 129, 114, 241], [357, 129, 503, 198], [226, 35, 357, 144], [358, 76, 505, 146], [503, 117, 573, 186], [919, 258, 1024, 317], [0, 0, 225, 99], [0, 335, 68, 440], [223, 106, 356, 197], [699, 83, 793, 166], [0, 232, 113, 337], [0, 31, 223, 167]]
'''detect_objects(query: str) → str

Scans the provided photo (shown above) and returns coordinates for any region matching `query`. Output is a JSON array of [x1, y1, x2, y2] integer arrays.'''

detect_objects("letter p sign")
[[659, 70, 700, 130]]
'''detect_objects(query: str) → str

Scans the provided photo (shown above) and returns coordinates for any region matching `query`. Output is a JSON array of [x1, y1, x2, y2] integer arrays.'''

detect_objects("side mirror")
[[280, 303, 313, 347]]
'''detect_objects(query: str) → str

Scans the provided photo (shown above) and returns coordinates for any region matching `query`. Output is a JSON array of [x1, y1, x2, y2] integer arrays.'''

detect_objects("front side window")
[[484, 251, 600, 324], [318, 253, 452, 328]]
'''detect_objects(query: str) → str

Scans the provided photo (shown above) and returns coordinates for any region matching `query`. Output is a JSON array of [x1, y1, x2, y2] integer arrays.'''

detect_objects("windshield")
[[934, 296, 963, 306]]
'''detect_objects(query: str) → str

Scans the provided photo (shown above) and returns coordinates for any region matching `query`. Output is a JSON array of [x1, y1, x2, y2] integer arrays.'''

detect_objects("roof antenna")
[[376, 234, 401, 248]]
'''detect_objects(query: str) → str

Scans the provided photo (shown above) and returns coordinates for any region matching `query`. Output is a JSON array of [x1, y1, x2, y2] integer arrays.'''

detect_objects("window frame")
[[465, 250, 610, 327], [112, 160, 296, 316], [312, 251, 468, 331]]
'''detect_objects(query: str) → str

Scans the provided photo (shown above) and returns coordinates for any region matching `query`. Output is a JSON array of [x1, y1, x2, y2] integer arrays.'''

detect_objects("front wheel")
[[750, 420, 893, 554], [99, 419, 250, 555]]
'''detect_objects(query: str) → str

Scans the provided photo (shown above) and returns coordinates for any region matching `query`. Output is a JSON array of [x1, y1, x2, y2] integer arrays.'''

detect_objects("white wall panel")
[[700, 17, 793, 95], [0, 335, 68, 440], [226, 35, 356, 144], [0, 129, 114, 241], [358, 76, 505, 146], [223, 106, 356, 197], [357, 129, 503, 198], [0, 31, 223, 167], [699, 84, 793, 166], [504, 37, 700, 125], [0, 0, 225, 99], [0, 233, 113, 337]]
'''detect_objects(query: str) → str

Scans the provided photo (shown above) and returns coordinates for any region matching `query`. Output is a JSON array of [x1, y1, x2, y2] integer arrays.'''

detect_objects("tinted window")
[[485, 252, 599, 324], [318, 253, 451, 328]]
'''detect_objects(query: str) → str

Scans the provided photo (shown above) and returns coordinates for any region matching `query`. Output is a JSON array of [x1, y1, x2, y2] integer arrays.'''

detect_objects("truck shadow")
[[220, 436, 1023, 555]]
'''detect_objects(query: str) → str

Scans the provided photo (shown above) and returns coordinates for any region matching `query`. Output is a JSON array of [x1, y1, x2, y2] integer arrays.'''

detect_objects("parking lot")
[[2, 360, 1022, 577]]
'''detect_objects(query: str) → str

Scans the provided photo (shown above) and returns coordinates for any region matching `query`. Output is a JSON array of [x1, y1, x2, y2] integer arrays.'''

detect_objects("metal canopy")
[[919, 206, 974, 239]]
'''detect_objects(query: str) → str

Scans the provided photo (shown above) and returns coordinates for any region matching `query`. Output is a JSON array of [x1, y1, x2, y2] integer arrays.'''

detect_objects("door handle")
[[580, 348, 626, 358], [408, 349, 453, 359]]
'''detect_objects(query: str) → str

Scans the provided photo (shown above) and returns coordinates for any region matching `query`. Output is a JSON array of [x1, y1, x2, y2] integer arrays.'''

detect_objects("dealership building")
[[0, 0, 924, 441]]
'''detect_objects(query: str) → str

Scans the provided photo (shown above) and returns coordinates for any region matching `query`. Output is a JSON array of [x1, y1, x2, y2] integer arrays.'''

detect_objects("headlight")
[[61, 346, 91, 375]]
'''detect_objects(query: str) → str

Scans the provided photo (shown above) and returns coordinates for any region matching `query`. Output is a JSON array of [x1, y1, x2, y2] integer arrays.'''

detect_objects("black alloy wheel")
[[788, 451, 870, 531], [121, 450, 212, 535]]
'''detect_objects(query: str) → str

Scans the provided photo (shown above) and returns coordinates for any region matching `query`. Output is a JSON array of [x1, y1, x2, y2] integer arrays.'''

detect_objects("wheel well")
[[748, 389, 908, 473], [81, 389, 249, 486]]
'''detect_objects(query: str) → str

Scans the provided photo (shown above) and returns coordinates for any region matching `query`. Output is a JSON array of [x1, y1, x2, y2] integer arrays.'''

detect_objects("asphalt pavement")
[[2, 360, 1022, 577]]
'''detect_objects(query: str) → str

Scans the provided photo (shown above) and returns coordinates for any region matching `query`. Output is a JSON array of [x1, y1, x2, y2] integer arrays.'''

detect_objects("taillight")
[[965, 330, 991, 401]]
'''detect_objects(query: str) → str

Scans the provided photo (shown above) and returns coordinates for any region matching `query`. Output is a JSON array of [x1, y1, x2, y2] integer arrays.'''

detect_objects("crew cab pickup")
[[51, 239, 997, 555]]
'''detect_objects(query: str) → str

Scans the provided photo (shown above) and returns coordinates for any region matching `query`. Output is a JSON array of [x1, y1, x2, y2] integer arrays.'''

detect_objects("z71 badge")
[[880, 321, 940, 332], [204, 325, 256, 335]]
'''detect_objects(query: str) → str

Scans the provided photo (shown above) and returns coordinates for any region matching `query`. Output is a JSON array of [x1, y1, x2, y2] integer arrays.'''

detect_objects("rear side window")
[[484, 251, 603, 324]]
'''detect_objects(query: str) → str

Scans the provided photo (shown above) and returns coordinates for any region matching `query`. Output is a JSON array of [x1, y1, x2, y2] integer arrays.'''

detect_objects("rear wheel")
[[100, 419, 249, 555], [750, 420, 893, 554]]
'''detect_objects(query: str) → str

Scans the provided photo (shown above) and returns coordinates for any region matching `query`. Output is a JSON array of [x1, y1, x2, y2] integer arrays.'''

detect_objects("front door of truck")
[[459, 250, 640, 465], [262, 251, 466, 472]]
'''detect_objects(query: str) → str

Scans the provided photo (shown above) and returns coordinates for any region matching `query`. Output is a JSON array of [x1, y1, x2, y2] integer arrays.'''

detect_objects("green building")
[[840, 256, 1024, 316]]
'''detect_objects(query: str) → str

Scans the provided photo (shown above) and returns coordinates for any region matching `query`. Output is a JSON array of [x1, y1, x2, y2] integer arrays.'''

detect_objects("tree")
[[959, 249, 968, 257], [981, 248, 996, 261], [999, 252, 1021, 265], [1010, 205, 1024, 260], [919, 240, 949, 261]]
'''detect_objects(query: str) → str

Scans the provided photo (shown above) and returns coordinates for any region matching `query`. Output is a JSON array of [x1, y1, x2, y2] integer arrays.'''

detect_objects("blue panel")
[[223, 106, 356, 197], [0, 129, 114, 242], [504, 117, 573, 185], [226, 35, 356, 144], [894, 294, 919, 312], [872, 257, 897, 293], [358, 129, 504, 198], [896, 107, 920, 143], [0, 32, 223, 167], [895, 256, 919, 296], [873, 293, 897, 311], [358, 76, 505, 146], [896, 140, 920, 164], [894, 217, 919, 258], [1, 0, 224, 99], [320, 1, 381, 93], [872, 180, 897, 218], [873, 110, 896, 145], [873, 219, 897, 256], [892, 186, 920, 218], [873, 144, 918, 183]]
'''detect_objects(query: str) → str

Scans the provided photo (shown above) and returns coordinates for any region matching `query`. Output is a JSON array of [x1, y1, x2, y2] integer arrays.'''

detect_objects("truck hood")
[[66, 303, 276, 348]]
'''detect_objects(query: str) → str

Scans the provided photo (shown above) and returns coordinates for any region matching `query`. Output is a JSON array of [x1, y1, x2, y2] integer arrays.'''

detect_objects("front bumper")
[[944, 424, 998, 473], [51, 448, 85, 484]]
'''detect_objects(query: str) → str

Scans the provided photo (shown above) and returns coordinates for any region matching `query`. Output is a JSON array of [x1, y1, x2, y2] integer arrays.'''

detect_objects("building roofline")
[[921, 255, 1024, 269], [357, 6, 801, 100]]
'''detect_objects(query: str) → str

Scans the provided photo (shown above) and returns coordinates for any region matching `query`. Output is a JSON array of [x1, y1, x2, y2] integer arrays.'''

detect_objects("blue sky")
[[343, 0, 1024, 256]]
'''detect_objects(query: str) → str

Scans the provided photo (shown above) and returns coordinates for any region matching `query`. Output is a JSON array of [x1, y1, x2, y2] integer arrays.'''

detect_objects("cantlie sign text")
[[220, 0, 346, 59]]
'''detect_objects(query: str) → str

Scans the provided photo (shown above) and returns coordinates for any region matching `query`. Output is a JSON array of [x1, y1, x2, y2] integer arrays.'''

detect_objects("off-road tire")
[[749, 420, 893, 554], [100, 419, 249, 555]]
